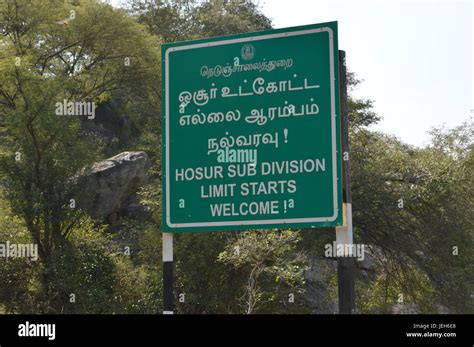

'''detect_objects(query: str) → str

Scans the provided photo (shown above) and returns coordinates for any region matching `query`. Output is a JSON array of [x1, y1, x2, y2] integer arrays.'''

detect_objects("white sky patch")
[[110, 0, 473, 146], [261, 0, 473, 147]]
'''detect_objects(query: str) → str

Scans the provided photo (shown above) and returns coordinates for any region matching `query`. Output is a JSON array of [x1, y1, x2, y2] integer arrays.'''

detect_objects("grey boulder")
[[86, 151, 151, 220]]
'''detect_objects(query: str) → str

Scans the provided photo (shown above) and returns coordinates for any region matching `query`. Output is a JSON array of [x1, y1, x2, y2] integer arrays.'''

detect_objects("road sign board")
[[162, 21, 342, 232]]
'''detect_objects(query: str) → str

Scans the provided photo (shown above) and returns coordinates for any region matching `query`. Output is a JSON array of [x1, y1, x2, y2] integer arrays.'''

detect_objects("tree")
[[132, 0, 277, 314], [349, 113, 473, 312], [129, 0, 272, 42], [218, 230, 307, 314], [0, 0, 160, 312]]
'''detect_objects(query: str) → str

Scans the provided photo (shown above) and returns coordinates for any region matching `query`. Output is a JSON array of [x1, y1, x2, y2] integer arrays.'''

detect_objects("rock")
[[436, 304, 450, 314], [303, 257, 338, 314], [123, 203, 151, 220], [414, 250, 424, 256], [392, 303, 419, 314], [93, 98, 131, 142], [86, 151, 151, 220], [358, 246, 378, 271]]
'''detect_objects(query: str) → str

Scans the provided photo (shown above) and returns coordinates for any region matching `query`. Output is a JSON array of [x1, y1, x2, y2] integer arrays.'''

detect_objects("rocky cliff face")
[[85, 151, 151, 222], [304, 258, 339, 313]]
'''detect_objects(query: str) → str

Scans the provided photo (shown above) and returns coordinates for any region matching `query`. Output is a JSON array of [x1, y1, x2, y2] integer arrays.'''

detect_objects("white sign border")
[[165, 27, 339, 229]]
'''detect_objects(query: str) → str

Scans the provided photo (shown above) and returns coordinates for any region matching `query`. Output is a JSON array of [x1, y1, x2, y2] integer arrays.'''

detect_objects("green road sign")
[[162, 21, 342, 232]]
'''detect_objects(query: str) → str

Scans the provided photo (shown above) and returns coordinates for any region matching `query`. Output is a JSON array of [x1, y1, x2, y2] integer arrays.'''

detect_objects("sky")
[[110, 0, 473, 147], [259, 0, 473, 146]]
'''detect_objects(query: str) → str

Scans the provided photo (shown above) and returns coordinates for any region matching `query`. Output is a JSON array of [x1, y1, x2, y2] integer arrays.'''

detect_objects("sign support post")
[[161, 22, 346, 314], [336, 50, 355, 314], [162, 232, 174, 314]]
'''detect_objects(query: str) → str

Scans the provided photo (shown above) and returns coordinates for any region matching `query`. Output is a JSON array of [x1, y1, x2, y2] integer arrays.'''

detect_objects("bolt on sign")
[[162, 21, 343, 232]]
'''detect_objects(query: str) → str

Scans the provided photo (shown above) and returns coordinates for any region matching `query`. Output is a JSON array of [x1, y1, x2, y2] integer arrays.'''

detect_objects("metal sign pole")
[[162, 232, 174, 314], [336, 50, 355, 314]]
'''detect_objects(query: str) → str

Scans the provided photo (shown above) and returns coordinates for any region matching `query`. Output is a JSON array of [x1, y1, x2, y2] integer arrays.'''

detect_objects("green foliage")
[[218, 230, 308, 313], [130, 0, 272, 42], [0, 0, 472, 315], [189, 0, 272, 38], [350, 120, 473, 313], [0, 0, 161, 313], [347, 72, 381, 128], [44, 217, 116, 313], [0, 197, 163, 313], [355, 254, 438, 314], [172, 232, 244, 313], [0, 197, 36, 313]]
